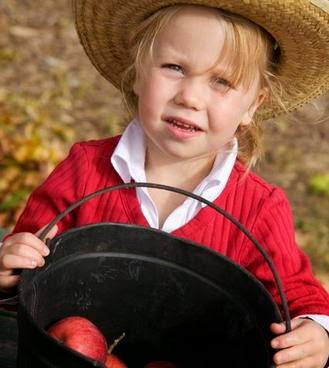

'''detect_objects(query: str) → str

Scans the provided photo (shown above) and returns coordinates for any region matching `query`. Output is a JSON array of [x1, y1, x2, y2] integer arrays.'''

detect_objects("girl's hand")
[[0, 225, 58, 291], [271, 318, 329, 368]]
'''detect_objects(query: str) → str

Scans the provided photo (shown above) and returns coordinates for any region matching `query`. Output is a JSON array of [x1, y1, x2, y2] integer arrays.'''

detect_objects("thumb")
[[270, 318, 304, 335], [35, 224, 59, 240], [270, 322, 286, 335]]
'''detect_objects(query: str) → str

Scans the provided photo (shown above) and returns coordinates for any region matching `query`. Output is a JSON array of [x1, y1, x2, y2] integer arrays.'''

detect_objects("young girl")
[[1, 1, 329, 367]]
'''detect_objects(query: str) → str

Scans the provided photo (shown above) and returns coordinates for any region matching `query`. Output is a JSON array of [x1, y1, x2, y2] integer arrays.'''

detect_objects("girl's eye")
[[162, 64, 184, 73], [213, 77, 233, 90]]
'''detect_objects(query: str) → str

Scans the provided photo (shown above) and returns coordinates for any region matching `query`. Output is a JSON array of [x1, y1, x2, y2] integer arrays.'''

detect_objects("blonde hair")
[[121, 5, 283, 167]]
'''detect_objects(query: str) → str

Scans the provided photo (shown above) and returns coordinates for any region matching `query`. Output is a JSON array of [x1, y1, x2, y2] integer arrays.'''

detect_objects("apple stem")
[[108, 332, 125, 355]]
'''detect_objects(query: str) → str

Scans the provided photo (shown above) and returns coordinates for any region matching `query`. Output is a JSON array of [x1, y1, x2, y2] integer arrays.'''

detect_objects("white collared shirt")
[[111, 119, 238, 232]]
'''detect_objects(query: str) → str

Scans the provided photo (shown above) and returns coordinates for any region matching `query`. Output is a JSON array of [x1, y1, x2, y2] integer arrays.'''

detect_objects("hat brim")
[[73, 0, 329, 120]]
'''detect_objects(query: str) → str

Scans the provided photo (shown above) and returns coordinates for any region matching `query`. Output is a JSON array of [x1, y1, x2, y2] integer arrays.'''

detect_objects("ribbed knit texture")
[[12, 136, 329, 317]]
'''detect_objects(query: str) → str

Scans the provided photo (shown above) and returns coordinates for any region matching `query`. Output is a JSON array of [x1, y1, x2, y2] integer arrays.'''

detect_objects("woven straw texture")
[[73, 0, 329, 120]]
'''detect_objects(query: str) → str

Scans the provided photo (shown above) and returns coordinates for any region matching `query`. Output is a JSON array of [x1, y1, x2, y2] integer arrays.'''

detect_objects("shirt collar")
[[111, 119, 238, 197], [111, 119, 146, 183]]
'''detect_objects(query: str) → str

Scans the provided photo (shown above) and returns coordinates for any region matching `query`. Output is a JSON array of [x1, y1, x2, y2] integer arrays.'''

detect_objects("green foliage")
[[0, 48, 16, 65], [309, 174, 329, 197], [0, 189, 31, 211], [0, 90, 75, 227], [0, 228, 7, 241]]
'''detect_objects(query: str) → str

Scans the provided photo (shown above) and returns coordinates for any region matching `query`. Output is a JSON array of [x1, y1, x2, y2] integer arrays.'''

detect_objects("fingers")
[[0, 274, 20, 289], [271, 322, 287, 335], [271, 319, 308, 348], [1, 252, 44, 271], [0, 225, 57, 290], [274, 356, 314, 368], [0, 226, 58, 274], [35, 224, 58, 240], [3, 232, 50, 258], [272, 341, 314, 366], [271, 319, 305, 336], [270, 319, 329, 368]]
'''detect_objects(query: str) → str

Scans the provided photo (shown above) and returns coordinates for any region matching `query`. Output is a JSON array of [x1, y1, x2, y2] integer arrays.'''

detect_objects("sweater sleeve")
[[238, 187, 329, 318], [10, 142, 89, 236]]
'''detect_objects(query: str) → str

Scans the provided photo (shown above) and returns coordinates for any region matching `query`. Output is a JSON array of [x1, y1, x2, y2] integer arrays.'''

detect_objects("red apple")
[[105, 353, 128, 368], [144, 362, 178, 368], [48, 316, 108, 363]]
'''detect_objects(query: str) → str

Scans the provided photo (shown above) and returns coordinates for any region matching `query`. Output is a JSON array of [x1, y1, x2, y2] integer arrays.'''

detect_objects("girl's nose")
[[174, 79, 205, 111]]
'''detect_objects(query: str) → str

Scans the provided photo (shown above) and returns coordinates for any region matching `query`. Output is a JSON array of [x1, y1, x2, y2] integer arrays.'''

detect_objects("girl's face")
[[134, 6, 266, 164]]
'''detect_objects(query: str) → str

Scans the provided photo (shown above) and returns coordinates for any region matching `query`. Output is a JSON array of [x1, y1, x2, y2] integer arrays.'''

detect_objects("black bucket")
[[17, 183, 290, 368], [0, 310, 18, 368]]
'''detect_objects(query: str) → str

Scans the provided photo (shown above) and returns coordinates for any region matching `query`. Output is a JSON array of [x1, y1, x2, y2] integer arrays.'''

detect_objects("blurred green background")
[[0, 1, 328, 288]]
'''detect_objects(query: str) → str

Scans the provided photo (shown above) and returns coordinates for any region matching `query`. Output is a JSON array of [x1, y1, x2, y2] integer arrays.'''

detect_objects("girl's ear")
[[240, 88, 268, 126], [133, 70, 143, 96], [133, 77, 140, 96]]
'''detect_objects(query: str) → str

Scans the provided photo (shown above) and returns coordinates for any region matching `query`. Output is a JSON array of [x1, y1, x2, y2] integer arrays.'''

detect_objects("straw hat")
[[73, 0, 329, 120]]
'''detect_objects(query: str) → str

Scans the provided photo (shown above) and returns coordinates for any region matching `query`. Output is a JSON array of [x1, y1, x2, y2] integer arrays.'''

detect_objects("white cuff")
[[296, 314, 329, 333]]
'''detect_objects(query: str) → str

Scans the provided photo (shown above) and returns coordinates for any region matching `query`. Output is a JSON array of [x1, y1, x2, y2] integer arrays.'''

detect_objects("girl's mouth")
[[163, 116, 203, 140], [165, 117, 202, 132]]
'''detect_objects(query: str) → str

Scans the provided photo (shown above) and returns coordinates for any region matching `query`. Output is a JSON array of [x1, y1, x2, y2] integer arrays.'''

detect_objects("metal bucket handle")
[[39, 181, 291, 332]]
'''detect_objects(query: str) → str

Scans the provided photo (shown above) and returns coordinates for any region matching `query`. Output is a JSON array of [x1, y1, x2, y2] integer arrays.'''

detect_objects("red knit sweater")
[[12, 136, 329, 317]]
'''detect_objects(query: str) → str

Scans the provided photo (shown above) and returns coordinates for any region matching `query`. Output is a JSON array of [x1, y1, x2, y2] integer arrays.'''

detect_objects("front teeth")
[[168, 119, 199, 132]]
